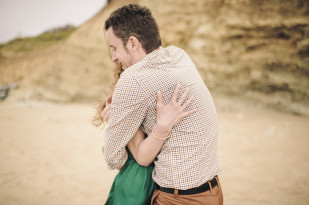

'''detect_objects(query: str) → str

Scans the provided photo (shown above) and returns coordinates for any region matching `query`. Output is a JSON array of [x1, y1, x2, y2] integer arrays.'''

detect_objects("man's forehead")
[[106, 28, 121, 47]]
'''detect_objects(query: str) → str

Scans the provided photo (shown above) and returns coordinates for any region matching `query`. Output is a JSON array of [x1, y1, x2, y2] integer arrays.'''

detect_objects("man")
[[103, 4, 223, 205]]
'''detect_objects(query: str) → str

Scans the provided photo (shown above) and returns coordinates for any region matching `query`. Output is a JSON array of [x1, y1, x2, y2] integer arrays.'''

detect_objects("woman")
[[93, 65, 196, 205]]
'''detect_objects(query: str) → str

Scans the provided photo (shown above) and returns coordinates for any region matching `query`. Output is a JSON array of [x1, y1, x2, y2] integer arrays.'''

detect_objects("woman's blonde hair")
[[92, 64, 124, 127]]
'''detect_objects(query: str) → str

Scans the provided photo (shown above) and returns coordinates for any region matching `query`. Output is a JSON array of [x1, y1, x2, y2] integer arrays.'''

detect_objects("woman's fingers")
[[178, 88, 190, 105], [101, 104, 111, 118], [102, 109, 110, 122], [105, 110, 110, 122], [171, 84, 181, 102], [157, 90, 163, 107], [181, 95, 194, 111], [106, 95, 112, 106], [156, 85, 197, 129], [182, 108, 198, 118]]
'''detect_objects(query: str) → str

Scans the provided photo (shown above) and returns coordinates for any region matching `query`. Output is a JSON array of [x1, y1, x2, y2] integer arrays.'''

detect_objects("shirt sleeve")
[[102, 74, 148, 170]]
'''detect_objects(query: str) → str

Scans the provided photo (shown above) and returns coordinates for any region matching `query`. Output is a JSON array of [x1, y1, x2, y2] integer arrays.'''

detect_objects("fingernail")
[[157, 90, 161, 94]]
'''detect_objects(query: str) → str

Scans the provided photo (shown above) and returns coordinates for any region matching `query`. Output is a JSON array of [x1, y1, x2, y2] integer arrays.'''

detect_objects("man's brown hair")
[[105, 4, 161, 54]]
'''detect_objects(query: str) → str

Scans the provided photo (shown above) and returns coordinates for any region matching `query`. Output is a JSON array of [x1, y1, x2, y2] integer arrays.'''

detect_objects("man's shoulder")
[[163, 46, 192, 64], [116, 71, 140, 89], [165, 45, 187, 55], [115, 68, 147, 95], [113, 72, 146, 104], [164, 45, 183, 52], [116, 45, 191, 84]]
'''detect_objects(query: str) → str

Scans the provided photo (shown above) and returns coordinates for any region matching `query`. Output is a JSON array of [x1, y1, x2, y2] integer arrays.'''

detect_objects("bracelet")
[[151, 128, 169, 140]]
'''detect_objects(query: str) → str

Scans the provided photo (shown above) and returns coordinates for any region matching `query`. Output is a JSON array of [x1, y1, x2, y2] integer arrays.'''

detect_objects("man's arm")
[[103, 74, 147, 170]]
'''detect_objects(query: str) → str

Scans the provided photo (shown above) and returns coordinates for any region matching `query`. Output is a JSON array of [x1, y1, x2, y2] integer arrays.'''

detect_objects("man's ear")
[[127, 36, 140, 52]]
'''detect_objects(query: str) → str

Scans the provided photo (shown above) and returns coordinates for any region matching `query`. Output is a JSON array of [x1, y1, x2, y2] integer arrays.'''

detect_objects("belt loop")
[[174, 189, 178, 196], [215, 176, 221, 190], [209, 181, 213, 194]]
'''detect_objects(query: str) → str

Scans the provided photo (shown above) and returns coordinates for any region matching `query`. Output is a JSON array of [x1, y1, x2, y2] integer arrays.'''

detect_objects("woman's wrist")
[[153, 124, 171, 139]]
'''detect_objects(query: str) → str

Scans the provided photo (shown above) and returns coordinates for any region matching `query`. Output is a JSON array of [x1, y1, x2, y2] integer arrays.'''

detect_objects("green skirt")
[[104, 148, 155, 205]]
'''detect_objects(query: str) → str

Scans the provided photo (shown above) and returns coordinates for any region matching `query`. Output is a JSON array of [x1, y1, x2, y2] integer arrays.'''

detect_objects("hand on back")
[[156, 84, 197, 133], [101, 84, 197, 127]]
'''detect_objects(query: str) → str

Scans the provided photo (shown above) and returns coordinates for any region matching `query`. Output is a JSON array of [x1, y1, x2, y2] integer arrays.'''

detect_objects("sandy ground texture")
[[0, 101, 309, 205]]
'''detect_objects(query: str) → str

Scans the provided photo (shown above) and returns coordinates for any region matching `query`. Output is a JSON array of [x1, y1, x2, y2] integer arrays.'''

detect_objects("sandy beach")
[[0, 101, 308, 205], [0, 0, 308, 204]]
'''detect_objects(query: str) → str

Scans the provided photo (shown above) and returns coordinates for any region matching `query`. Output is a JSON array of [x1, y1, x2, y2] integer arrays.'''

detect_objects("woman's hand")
[[155, 84, 197, 134], [127, 85, 197, 166], [101, 95, 112, 123]]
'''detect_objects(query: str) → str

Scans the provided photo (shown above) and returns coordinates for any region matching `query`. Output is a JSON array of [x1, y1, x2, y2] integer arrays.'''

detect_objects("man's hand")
[[101, 95, 112, 123]]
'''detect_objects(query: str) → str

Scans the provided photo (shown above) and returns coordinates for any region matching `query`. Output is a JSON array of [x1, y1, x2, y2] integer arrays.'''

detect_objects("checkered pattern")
[[103, 46, 222, 190]]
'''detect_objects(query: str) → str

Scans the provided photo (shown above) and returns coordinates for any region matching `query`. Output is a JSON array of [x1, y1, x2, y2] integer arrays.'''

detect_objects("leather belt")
[[155, 176, 218, 195]]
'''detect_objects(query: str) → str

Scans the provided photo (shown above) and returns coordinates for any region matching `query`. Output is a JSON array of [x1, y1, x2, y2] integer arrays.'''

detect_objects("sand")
[[0, 101, 308, 205]]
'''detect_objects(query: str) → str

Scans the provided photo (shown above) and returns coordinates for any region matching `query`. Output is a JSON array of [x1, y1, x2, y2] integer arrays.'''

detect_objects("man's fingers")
[[171, 84, 181, 102], [178, 88, 190, 105], [157, 90, 163, 107]]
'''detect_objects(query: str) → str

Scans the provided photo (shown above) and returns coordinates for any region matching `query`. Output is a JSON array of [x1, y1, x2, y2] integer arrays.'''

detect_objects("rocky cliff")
[[0, 0, 308, 114]]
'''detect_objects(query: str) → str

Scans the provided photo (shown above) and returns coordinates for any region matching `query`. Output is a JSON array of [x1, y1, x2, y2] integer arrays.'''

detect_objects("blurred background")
[[0, 0, 308, 204]]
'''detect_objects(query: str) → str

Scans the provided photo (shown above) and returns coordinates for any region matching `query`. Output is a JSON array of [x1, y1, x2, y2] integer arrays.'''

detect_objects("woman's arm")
[[126, 125, 167, 167], [127, 85, 196, 166]]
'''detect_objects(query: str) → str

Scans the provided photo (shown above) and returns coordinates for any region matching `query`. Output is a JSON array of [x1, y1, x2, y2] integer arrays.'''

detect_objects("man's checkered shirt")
[[103, 46, 222, 190]]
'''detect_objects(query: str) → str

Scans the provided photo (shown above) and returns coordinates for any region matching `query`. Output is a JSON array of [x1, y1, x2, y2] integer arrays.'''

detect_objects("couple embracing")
[[95, 4, 223, 205]]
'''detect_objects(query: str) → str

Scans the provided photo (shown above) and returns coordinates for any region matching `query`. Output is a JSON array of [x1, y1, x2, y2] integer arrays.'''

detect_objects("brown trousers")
[[151, 177, 223, 205]]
